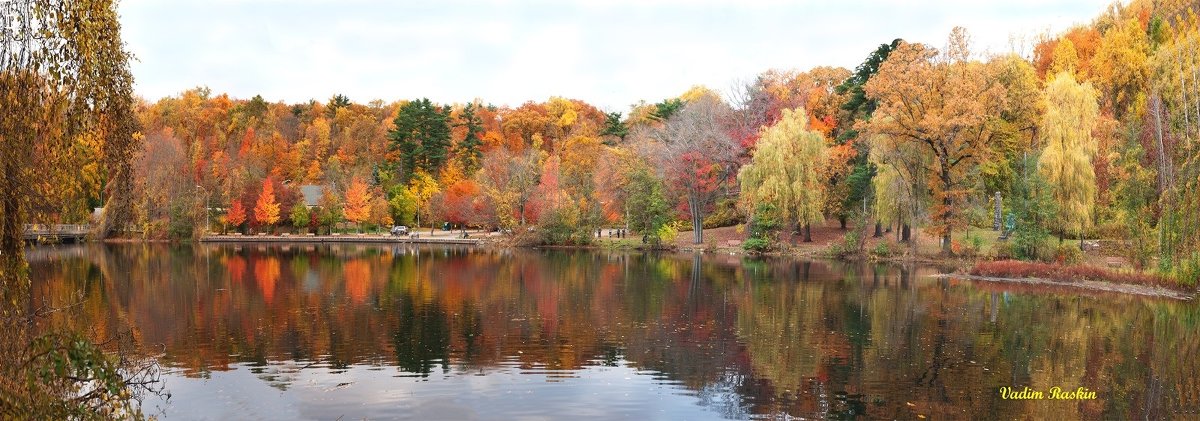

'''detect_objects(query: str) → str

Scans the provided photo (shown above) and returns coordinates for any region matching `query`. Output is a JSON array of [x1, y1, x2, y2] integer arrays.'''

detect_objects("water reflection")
[[27, 244, 1200, 420]]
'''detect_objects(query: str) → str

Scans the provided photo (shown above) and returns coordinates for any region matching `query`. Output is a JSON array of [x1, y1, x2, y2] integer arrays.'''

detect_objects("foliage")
[[738, 108, 828, 240], [1054, 242, 1084, 265], [702, 198, 742, 229], [389, 98, 452, 178], [651, 95, 742, 244], [290, 203, 310, 231], [0, 0, 156, 417], [654, 222, 680, 247], [343, 177, 371, 226], [970, 260, 1183, 289], [167, 200, 195, 240], [743, 204, 781, 252], [624, 167, 671, 234], [1010, 155, 1058, 262], [1039, 72, 1100, 240], [226, 201, 247, 233], [871, 242, 894, 258], [600, 111, 628, 141], [864, 28, 1006, 254], [253, 179, 281, 229], [742, 237, 771, 253], [455, 103, 485, 175]]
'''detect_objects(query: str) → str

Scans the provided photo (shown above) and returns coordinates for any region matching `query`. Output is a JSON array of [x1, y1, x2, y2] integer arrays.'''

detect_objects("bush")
[[871, 242, 893, 258], [655, 222, 680, 246], [970, 260, 1184, 290], [742, 237, 771, 253], [1173, 254, 1200, 288], [992, 241, 1016, 260], [703, 198, 742, 229], [1054, 242, 1084, 265]]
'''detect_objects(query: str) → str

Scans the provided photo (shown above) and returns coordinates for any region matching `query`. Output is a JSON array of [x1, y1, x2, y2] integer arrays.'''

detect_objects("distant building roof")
[[300, 185, 325, 207]]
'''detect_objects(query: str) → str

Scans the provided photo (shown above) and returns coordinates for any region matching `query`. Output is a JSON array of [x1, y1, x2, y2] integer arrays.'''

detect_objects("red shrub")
[[969, 260, 1185, 291]]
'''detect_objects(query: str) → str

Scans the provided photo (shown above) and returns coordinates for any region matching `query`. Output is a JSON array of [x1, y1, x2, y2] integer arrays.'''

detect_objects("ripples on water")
[[26, 243, 1200, 420]]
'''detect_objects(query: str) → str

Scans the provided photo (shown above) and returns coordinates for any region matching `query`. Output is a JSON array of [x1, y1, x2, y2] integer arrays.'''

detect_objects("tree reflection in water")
[[26, 243, 1200, 420]]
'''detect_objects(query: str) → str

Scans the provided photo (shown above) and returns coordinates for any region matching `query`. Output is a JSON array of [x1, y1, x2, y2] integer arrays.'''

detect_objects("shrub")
[[655, 222, 680, 246], [742, 237, 771, 253], [703, 198, 742, 228], [871, 242, 893, 258], [1054, 242, 1084, 265], [992, 241, 1016, 260], [970, 260, 1184, 290], [1173, 253, 1200, 288]]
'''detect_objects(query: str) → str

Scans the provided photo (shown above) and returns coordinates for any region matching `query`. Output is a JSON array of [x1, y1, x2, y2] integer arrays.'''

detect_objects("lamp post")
[[196, 185, 210, 235]]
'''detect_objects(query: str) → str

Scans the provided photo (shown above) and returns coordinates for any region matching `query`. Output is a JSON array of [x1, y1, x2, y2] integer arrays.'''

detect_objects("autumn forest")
[[40, 0, 1185, 285], [7, 0, 1200, 418]]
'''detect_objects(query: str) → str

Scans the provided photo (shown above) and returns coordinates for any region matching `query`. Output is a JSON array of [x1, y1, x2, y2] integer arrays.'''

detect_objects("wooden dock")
[[199, 234, 482, 245], [24, 224, 90, 243]]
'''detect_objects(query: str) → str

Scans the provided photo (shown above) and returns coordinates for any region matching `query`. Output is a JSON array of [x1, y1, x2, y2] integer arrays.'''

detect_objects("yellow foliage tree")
[[1039, 71, 1100, 244], [863, 28, 1007, 254], [407, 170, 441, 231], [738, 108, 828, 242]]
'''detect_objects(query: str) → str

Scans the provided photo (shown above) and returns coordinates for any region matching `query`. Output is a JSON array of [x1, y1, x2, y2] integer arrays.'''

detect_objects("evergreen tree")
[[389, 98, 452, 180]]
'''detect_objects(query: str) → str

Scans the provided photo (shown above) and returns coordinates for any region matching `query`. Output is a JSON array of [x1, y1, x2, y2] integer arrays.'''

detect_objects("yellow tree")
[[738, 108, 828, 242], [1091, 17, 1150, 118], [344, 176, 372, 229], [407, 170, 441, 231], [1039, 71, 1100, 245], [254, 179, 281, 230], [863, 28, 1006, 254]]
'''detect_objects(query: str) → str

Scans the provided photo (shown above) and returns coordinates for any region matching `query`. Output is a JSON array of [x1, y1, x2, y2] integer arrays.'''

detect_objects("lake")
[[26, 243, 1200, 419]]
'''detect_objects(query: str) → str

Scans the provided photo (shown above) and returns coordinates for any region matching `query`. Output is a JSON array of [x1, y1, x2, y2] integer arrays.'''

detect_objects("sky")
[[119, 0, 1116, 111]]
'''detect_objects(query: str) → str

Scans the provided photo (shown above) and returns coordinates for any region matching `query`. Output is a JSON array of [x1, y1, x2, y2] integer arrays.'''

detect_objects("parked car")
[[390, 225, 409, 236]]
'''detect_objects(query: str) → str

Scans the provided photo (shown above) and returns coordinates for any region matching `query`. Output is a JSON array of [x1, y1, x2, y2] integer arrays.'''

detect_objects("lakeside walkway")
[[200, 232, 484, 245]]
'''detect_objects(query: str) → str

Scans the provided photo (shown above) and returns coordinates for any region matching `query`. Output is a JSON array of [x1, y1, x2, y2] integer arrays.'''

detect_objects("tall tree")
[[456, 103, 485, 175], [652, 95, 742, 244], [344, 176, 371, 228], [226, 200, 248, 233], [1, 0, 151, 416], [1039, 72, 1100, 245], [600, 111, 629, 142], [863, 28, 1006, 254], [389, 98, 452, 179], [738, 108, 829, 242], [254, 178, 281, 229]]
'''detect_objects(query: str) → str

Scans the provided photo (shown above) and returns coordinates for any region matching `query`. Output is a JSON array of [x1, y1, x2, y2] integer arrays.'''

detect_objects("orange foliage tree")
[[863, 29, 1006, 254], [344, 176, 372, 229], [226, 200, 247, 233], [253, 179, 281, 230]]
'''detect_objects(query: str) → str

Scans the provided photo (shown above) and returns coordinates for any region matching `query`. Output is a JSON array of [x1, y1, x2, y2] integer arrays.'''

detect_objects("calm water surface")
[[27, 244, 1200, 420]]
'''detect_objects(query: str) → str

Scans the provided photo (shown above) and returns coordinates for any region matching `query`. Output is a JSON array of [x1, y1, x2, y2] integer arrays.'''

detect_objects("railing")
[[23, 224, 91, 238]]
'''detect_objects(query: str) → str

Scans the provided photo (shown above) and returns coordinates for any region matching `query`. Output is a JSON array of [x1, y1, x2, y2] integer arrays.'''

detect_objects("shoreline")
[[938, 273, 1195, 300], [82, 236, 1195, 300]]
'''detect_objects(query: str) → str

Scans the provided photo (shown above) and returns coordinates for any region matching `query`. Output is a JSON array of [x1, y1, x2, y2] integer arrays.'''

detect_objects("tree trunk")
[[804, 224, 812, 243], [942, 231, 953, 255], [838, 216, 847, 230], [901, 224, 911, 243], [690, 194, 703, 244], [873, 221, 882, 237]]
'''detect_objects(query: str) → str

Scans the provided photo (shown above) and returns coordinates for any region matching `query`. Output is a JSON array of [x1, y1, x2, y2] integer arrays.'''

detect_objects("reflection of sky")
[[145, 359, 735, 420]]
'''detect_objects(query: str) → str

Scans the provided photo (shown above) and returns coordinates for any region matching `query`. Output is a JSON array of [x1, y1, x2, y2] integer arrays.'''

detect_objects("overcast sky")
[[119, 0, 1114, 111]]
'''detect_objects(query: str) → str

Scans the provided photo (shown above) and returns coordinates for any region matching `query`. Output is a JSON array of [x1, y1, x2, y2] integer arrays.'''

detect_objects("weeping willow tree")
[[1, 0, 155, 418], [738, 108, 828, 242], [869, 129, 929, 244], [1038, 71, 1100, 247]]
